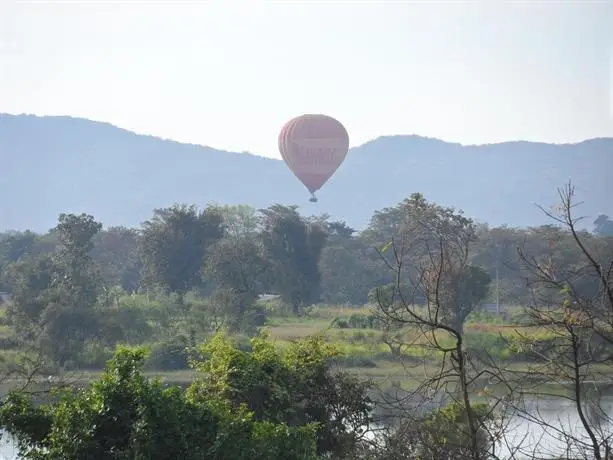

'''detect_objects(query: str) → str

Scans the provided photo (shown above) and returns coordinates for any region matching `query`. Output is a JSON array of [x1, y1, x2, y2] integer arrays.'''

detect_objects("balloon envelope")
[[278, 114, 349, 194]]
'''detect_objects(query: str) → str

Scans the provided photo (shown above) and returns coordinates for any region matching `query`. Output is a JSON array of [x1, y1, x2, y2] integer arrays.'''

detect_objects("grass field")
[[259, 304, 613, 390], [0, 302, 611, 393]]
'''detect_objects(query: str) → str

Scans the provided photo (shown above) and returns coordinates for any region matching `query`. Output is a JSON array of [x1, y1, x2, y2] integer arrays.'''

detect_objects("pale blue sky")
[[1, 1, 612, 159]]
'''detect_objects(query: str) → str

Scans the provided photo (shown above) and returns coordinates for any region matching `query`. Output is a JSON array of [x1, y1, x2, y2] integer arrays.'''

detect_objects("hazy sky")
[[1, 1, 612, 159]]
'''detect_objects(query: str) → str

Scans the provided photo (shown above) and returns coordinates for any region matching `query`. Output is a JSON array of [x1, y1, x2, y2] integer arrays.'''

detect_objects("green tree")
[[216, 204, 260, 237], [361, 193, 465, 292], [369, 193, 485, 335], [363, 193, 474, 256], [4, 254, 57, 341], [470, 224, 530, 306], [205, 233, 268, 333], [260, 205, 327, 315], [139, 204, 224, 294], [43, 213, 103, 366], [0, 230, 48, 291], [5, 214, 103, 366], [91, 226, 141, 292], [0, 230, 38, 265], [188, 332, 373, 458], [0, 346, 318, 460], [319, 220, 380, 305], [54, 213, 103, 306], [594, 214, 613, 237], [431, 265, 491, 335]]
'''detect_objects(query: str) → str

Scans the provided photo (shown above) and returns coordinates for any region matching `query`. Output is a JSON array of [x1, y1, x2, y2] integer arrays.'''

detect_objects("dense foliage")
[[0, 193, 611, 459], [0, 196, 610, 371], [0, 344, 321, 460]]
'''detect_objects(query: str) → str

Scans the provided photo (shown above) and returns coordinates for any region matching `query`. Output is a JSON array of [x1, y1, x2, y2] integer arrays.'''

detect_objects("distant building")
[[0, 292, 11, 303], [258, 294, 281, 302]]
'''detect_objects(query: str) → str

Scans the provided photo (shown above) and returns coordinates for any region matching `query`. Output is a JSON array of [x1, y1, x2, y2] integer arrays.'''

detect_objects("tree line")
[[0, 196, 611, 368], [2, 198, 611, 309]]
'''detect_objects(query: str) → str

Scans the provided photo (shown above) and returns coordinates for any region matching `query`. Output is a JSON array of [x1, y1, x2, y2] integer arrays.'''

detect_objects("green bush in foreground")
[[0, 333, 374, 459], [0, 346, 318, 460], [188, 331, 374, 458]]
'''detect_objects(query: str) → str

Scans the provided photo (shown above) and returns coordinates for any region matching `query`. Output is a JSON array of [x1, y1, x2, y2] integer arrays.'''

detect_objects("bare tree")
[[511, 182, 613, 459], [368, 197, 519, 460]]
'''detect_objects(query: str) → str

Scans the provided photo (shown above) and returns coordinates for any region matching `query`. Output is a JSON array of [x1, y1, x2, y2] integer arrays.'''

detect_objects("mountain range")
[[0, 113, 611, 232]]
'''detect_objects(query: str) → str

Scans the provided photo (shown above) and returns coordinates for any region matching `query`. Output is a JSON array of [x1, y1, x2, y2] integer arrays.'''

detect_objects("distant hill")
[[0, 113, 611, 232]]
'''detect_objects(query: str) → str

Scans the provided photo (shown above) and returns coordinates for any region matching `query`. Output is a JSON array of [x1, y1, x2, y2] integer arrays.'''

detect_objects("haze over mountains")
[[1, 113, 611, 233]]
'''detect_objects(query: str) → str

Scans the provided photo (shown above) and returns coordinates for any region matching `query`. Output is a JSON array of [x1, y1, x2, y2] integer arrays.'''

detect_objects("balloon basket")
[[309, 196, 318, 203]]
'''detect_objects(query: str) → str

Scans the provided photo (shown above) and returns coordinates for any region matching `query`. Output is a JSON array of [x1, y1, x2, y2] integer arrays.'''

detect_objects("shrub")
[[144, 338, 190, 370]]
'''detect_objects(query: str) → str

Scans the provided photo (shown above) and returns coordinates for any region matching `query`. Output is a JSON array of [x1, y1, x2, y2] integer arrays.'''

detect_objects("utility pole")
[[496, 263, 500, 314], [495, 243, 501, 315]]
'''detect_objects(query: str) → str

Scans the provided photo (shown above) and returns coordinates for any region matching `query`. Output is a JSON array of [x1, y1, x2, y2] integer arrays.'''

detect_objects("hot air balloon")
[[278, 114, 349, 202]]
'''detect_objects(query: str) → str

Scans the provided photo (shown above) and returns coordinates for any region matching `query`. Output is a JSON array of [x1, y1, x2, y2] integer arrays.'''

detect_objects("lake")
[[495, 395, 613, 459], [0, 434, 17, 460]]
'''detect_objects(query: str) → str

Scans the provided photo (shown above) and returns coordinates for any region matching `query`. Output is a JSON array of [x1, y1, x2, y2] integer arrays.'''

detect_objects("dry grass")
[[309, 304, 375, 319], [265, 305, 376, 340], [266, 323, 331, 341]]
